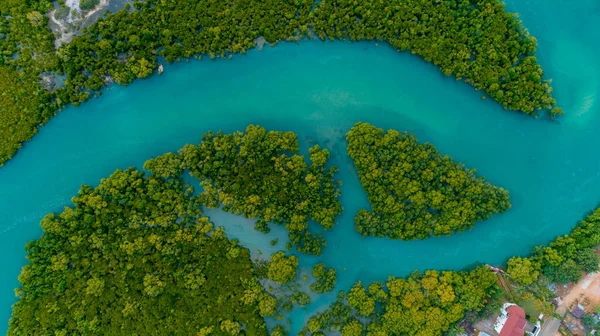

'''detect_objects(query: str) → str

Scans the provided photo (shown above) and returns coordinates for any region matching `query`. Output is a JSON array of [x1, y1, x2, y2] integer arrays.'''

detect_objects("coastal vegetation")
[[79, 0, 100, 11], [347, 122, 511, 240], [8, 168, 271, 335], [300, 266, 500, 335], [310, 263, 337, 294], [507, 207, 600, 285], [144, 125, 343, 256], [9, 123, 600, 335], [1, 0, 559, 166], [267, 251, 299, 285]]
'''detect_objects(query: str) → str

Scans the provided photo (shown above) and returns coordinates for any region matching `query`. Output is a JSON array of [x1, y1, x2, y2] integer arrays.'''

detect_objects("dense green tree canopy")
[[347, 122, 511, 240], [8, 168, 271, 335], [506, 257, 540, 285], [79, 0, 99, 11], [1, 0, 559, 166], [267, 251, 299, 285], [310, 262, 337, 293], [303, 266, 499, 336], [0, 0, 60, 166], [145, 125, 343, 255]]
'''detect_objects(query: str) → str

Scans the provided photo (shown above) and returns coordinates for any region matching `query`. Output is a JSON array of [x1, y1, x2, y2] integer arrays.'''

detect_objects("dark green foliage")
[[0, 0, 558, 167], [347, 122, 511, 240], [582, 313, 597, 329], [575, 248, 600, 274], [143, 125, 342, 255], [79, 0, 98, 11], [0, 0, 60, 166], [8, 168, 269, 335], [312, 0, 557, 115], [303, 266, 498, 335], [508, 208, 600, 285], [310, 263, 337, 293], [472, 284, 504, 321], [171, 125, 343, 255], [542, 260, 582, 284]]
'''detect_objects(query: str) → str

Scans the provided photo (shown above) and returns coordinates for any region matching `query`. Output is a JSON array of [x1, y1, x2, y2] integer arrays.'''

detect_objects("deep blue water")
[[1, 0, 599, 333]]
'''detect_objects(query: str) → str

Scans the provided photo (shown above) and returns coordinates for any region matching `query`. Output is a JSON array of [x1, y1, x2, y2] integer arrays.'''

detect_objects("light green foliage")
[[347, 282, 375, 316], [341, 320, 364, 336], [551, 107, 564, 117], [574, 248, 600, 274], [305, 266, 498, 335], [510, 208, 600, 285], [267, 251, 299, 284], [0, 0, 558, 167], [310, 263, 337, 293], [176, 125, 342, 255], [143, 152, 184, 178], [307, 317, 322, 333], [128, 57, 154, 79], [259, 293, 278, 317], [270, 324, 288, 336], [198, 326, 215, 336], [368, 282, 388, 302], [347, 122, 511, 240], [220, 320, 242, 335], [8, 168, 268, 335], [507, 257, 540, 285]]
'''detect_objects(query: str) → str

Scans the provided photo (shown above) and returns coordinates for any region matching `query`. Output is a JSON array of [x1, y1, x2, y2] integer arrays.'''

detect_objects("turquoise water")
[[1, 0, 599, 333]]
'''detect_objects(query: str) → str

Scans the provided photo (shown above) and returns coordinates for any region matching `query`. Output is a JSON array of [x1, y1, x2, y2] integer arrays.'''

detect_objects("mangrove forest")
[[0, 0, 559, 166]]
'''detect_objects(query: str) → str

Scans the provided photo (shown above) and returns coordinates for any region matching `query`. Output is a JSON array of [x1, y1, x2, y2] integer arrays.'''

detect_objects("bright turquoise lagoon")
[[1, 0, 599, 333]]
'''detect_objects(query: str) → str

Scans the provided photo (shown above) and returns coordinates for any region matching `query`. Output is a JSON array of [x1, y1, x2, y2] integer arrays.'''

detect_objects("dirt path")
[[562, 272, 600, 309]]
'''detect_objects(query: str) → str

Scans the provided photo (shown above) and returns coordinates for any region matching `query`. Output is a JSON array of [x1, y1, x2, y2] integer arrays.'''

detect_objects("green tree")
[[292, 291, 311, 306], [341, 320, 364, 336], [8, 168, 269, 335], [581, 314, 596, 329], [347, 282, 375, 316], [267, 251, 298, 284], [347, 122, 511, 240], [575, 248, 600, 274], [220, 320, 242, 335], [79, 0, 98, 10], [271, 324, 288, 336], [310, 263, 337, 293], [307, 317, 321, 333], [507, 257, 540, 285], [304, 266, 498, 335], [143, 152, 183, 178], [0, 0, 559, 168], [175, 125, 342, 255], [259, 293, 277, 317]]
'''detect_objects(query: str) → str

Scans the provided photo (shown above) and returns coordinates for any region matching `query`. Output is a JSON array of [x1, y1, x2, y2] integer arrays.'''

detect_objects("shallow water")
[[1, 0, 599, 332]]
